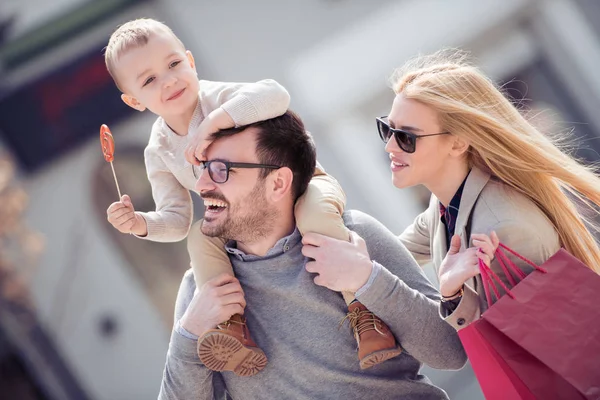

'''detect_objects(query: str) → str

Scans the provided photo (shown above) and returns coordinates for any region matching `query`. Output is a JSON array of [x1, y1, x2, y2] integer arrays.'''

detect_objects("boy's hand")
[[106, 194, 148, 236], [185, 108, 235, 166]]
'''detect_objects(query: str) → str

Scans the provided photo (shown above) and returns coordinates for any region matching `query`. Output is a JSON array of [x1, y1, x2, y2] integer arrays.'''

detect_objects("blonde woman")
[[380, 49, 600, 329], [303, 49, 600, 332]]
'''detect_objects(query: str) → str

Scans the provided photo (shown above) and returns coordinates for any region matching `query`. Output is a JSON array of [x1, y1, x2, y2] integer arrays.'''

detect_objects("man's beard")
[[201, 180, 279, 243]]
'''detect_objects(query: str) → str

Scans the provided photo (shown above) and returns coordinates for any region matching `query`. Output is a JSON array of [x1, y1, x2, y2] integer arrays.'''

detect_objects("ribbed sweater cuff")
[[135, 212, 166, 240], [220, 95, 259, 127], [169, 327, 201, 363]]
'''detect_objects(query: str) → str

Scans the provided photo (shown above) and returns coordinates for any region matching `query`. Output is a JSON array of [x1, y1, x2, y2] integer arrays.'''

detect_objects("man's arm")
[[158, 271, 214, 400], [348, 211, 468, 370]]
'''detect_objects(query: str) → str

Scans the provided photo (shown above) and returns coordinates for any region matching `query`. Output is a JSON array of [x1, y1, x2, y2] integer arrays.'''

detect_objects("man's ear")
[[186, 50, 197, 72], [268, 167, 294, 202], [449, 135, 470, 157], [121, 94, 146, 112]]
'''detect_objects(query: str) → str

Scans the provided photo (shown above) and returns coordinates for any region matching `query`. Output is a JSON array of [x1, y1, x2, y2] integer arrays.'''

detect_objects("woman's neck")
[[427, 160, 471, 206]]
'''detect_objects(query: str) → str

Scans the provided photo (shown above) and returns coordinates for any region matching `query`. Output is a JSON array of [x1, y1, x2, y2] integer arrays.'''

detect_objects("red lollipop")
[[100, 124, 122, 198]]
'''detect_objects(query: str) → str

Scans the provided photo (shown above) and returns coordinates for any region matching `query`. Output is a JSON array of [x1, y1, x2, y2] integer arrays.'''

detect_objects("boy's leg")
[[188, 221, 267, 376], [295, 172, 402, 369]]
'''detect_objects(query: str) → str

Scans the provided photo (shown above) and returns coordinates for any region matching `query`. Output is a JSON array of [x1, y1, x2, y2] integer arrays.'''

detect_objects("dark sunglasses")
[[192, 160, 281, 183], [376, 116, 450, 153]]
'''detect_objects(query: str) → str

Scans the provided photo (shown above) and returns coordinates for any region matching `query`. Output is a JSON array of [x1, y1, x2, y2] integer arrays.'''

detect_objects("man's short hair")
[[104, 18, 184, 90], [211, 111, 317, 200]]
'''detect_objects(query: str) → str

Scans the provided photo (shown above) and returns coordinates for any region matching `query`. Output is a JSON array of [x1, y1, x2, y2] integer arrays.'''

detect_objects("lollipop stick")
[[110, 161, 122, 198]]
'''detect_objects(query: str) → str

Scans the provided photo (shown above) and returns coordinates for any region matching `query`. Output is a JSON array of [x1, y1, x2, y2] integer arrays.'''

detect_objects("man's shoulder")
[[342, 210, 392, 239]]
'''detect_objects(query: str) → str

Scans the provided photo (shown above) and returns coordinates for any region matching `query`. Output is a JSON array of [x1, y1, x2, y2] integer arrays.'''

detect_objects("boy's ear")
[[121, 94, 146, 112], [186, 50, 196, 71]]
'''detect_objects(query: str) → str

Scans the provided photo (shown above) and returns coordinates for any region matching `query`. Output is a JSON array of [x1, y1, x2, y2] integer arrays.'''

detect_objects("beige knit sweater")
[[137, 79, 290, 242]]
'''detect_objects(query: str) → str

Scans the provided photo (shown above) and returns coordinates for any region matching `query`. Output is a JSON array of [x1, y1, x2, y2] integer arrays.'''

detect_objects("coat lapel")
[[431, 167, 492, 280]]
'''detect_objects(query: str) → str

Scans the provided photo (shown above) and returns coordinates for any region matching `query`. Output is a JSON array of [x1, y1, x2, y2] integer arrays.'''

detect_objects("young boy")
[[104, 18, 400, 376]]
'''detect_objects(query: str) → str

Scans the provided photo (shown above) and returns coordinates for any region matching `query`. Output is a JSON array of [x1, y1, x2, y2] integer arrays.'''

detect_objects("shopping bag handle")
[[479, 244, 548, 308]]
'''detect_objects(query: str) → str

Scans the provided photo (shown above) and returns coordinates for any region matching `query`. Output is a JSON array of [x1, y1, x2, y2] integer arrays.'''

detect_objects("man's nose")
[[195, 166, 215, 192]]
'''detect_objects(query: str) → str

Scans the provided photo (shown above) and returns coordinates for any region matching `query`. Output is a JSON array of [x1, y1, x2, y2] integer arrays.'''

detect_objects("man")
[[158, 111, 467, 399]]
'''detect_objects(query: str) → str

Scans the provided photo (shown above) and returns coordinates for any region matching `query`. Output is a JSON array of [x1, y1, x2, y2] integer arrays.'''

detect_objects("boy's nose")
[[163, 74, 178, 88]]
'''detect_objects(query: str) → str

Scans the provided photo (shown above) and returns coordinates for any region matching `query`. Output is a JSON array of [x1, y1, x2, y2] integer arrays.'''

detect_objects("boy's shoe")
[[197, 314, 267, 376], [344, 301, 403, 369]]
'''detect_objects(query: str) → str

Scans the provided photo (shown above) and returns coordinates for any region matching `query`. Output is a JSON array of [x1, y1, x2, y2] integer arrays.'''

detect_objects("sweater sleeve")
[[198, 79, 290, 127], [158, 271, 215, 400], [136, 143, 193, 242], [348, 211, 467, 370]]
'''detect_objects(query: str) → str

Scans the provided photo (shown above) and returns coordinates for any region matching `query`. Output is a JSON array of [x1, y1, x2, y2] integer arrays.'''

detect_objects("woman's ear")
[[121, 94, 146, 112], [450, 135, 470, 157]]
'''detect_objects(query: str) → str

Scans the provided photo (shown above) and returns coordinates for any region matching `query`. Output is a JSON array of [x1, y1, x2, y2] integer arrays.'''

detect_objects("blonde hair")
[[104, 18, 185, 90], [391, 49, 600, 272]]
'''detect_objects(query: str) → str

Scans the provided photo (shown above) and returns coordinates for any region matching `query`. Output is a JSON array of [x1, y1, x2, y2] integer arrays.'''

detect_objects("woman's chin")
[[392, 175, 411, 189]]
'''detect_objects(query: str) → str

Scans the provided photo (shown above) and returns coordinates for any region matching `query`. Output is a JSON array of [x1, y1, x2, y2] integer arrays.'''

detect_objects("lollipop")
[[100, 124, 122, 198]]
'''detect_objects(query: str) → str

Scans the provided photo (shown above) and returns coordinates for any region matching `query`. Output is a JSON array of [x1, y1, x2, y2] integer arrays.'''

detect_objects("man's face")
[[196, 128, 279, 242], [114, 30, 199, 118]]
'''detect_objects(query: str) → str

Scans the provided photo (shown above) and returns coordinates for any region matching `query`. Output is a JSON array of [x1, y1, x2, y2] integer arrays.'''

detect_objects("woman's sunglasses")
[[376, 116, 450, 153]]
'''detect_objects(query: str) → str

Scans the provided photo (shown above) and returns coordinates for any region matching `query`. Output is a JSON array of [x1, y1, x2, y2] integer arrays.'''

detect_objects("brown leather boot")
[[344, 301, 402, 369], [197, 314, 267, 376]]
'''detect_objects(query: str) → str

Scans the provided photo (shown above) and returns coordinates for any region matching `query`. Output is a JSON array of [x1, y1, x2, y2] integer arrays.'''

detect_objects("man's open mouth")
[[204, 199, 227, 215]]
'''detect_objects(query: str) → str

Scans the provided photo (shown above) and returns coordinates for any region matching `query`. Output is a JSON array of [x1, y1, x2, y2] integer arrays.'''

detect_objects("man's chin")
[[200, 220, 223, 237]]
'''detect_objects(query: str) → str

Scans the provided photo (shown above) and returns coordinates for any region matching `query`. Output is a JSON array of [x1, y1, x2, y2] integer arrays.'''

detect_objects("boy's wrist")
[[209, 108, 235, 130], [131, 213, 148, 236]]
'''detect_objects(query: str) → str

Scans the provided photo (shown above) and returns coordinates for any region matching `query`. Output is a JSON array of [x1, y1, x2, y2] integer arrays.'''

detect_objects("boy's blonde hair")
[[104, 18, 185, 90], [391, 49, 600, 273]]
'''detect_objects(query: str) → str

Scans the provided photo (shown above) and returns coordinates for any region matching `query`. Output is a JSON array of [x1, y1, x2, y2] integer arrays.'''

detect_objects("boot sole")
[[197, 331, 268, 376], [359, 346, 403, 370]]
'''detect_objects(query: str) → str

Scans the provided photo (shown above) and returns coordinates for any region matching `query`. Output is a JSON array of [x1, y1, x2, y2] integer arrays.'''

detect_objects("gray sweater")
[[158, 211, 467, 399]]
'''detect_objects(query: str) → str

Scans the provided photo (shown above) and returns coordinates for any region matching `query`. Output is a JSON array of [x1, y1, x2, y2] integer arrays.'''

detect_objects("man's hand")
[[180, 273, 246, 337], [302, 231, 373, 293], [438, 232, 499, 297], [185, 108, 235, 165], [106, 194, 148, 236]]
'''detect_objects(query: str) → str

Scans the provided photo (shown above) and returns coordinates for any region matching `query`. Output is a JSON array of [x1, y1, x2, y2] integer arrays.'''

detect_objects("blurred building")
[[1, 0, 599, 399]]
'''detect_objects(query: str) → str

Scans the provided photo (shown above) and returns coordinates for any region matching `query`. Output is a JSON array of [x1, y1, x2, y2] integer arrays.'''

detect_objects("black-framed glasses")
[[192, 160, 281, 183], [376, 116, 450, 154]]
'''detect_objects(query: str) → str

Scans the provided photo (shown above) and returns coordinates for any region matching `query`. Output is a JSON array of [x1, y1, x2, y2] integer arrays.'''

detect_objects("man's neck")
[[236, 214, 296, 257]]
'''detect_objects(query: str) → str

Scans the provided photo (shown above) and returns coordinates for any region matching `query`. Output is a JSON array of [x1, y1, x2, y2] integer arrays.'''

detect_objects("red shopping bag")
[[459, 319, 536, 400], [459, 245, 600, 400]]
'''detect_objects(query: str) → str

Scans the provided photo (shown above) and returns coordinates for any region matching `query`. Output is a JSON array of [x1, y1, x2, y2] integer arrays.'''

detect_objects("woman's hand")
[[438, 232, 499, 297], [301, 231, 373, 293]]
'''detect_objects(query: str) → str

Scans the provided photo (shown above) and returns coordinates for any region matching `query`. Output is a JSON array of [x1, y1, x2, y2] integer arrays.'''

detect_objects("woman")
[[303, 49, 600, 331]]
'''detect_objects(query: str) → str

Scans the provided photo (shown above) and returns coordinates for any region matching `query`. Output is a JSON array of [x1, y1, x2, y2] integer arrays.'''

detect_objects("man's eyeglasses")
[[376, 116, 450, 154], [192, 160, 281, 183]]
